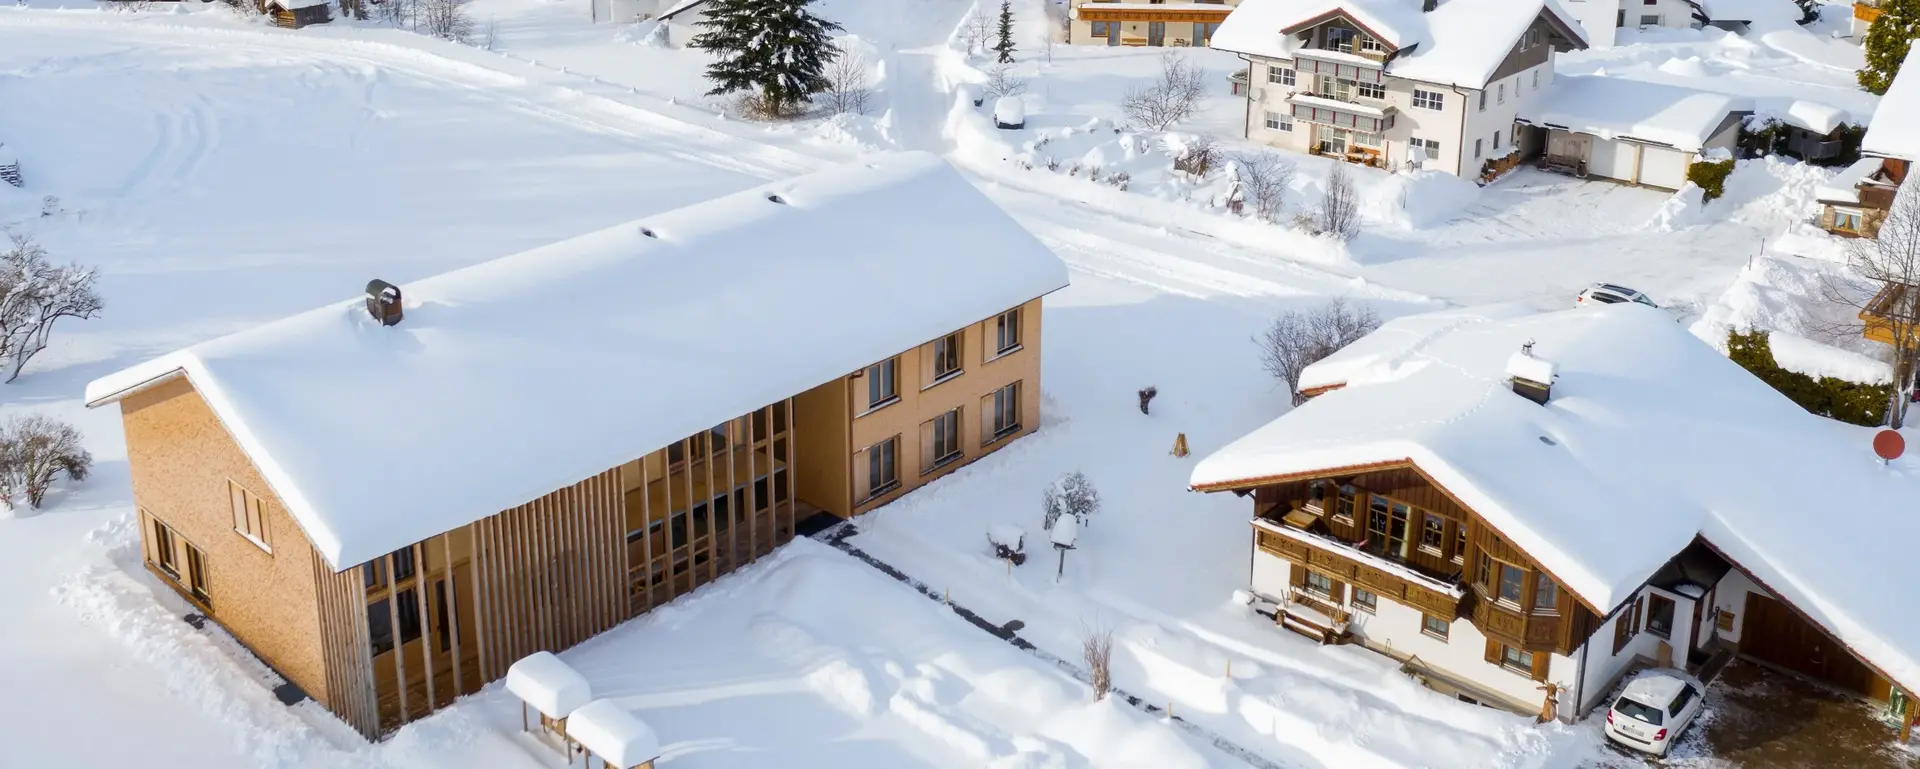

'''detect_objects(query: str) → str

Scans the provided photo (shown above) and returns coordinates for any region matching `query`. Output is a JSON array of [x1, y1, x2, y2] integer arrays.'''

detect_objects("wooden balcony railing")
[[1254, 520, 1463, 620], [1469, 588, 1563, 651]]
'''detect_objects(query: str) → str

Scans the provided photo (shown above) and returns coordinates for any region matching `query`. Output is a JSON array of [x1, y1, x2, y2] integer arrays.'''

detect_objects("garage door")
[[1588, 139, 1639, 184], [1742, 594, 1881, 697], [1638, 147, 1691, 190]]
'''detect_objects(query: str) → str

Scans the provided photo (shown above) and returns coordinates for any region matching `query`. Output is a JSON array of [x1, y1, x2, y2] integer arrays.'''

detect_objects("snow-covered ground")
[[0, 0, 1906, 767]]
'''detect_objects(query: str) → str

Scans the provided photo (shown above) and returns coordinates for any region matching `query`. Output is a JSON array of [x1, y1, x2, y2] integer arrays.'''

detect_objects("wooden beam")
[[386, 551, 409, 726], [414, 548, 437, 709], [446, 533, 466, 697], [641, 452, 657, 613]]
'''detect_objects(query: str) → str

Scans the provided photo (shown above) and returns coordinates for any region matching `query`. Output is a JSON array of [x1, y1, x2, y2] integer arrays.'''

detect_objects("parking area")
[[1588, 660, 1920, 768]]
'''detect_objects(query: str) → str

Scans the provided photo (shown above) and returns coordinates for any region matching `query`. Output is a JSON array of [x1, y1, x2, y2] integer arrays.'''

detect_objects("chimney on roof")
[[366, 279, 403, 326], [1422, 0, 1436, 10], [1506, 340, 1556, 405]]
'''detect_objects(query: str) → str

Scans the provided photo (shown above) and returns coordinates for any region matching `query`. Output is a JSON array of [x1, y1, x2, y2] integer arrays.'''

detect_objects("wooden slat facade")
[[312, 547, 380, 739]]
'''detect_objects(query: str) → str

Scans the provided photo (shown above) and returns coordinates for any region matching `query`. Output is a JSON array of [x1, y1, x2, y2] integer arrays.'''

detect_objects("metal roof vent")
[[366, 279, 402, 327], [639, 226, 658, 239], [1506, 340, 1557, 405], [766, 193, 787, 205]]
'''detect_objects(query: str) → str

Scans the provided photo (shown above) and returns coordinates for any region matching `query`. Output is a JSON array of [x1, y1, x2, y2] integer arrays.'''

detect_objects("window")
[[1265, 112, 1293, 132], [1351, 131, 1383, 149], [1497, 83, 1505, 104], [1497, 562, 1524, 605], [1386, 502, 1411, 557], [1499, 644, 1534, 675], [1640, 13, 1661, 25], [1493, 130, 1502, 151], [1356, 80, 1385, 100], [1195, 21, 1222, 43], [367, 590, 423, 656], [989, 382, 1022, 441], [1352, 588, 1377, 612], [1090, 20, 1110, 37], [1333, 484, 1356, 523], [1647, 594, 1676, 639], [228, 480, 272, 553], [1326, 27, 1355, 53], [1532, 572, 1559, 614], [1837, 210, 1864, 231], [866, 358, 898, 410], [185, 543, 210, 606], [1412, 89, 1444, 110], [1669, 685, 1699, 716], [1478, 90, 1487, 112], [993, 308, 1022, 356], [1305, 570, 1334, 598], [152, 516, 179, 578], [1474, 138, 1483, 159], [1410, 137, 1440, 159], [1453, 525, 1467, 563], [1420, 515, 1445, 552], [1532, 69, 1540, 89], [931, 332, 962, 383], [1422, 614, 1450, 640], [1613, 599, 1641, 654], [927, 408, 962, 469], [1366, 495, 1390, 547], [1268, 66, 1296, 86], [866, 436, 899, 498], [1360, 35, 1385, 53]]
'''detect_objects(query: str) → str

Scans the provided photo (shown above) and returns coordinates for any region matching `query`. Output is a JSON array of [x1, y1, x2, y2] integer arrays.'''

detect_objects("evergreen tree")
[[690, 0, 844, 118], [993, 0, 1016, 64], [1859, 0, 1920, 94]]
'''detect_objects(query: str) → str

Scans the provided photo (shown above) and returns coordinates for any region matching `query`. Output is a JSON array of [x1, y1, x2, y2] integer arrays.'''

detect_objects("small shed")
[[569, 700, 662, 769], [506, 652, 594, 747], [261, 0, 331, 29], [1518, 76, 1747, 191]]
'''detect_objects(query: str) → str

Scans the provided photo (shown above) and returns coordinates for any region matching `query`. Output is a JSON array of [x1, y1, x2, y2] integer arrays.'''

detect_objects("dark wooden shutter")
[[1290, 563, 1308, 588], [1530, 649, 1551, 682], [1485, 638, 1503, 664]]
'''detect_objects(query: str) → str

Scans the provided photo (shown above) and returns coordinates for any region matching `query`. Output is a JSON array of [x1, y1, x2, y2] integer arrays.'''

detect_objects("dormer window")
[[1326, 27, 1356, 53], [1360, 35, 1385, 54]]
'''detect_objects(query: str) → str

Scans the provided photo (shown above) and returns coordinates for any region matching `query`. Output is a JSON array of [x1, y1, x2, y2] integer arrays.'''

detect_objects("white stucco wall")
[[1712, 568, 1769, 645], [1460, 61, 1553, 176]]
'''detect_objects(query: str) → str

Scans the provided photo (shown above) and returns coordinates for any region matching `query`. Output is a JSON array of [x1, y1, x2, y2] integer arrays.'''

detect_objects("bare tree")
[[1256, 297, 1381, 404], [982, 63, 1028, 100], [374, 0, 418, 28], [818, 41, 873, 115], [1083, 624, 1115, 701], [417, 0, 474, 43], [1314, 163, 1361, 239], [1230, 151, 1297, 223], [1119, 52, 1208, 131], [0, 414, 91, 511], [0, 233, 103, 384], [959, 9, 994, 55], [1042, 471, 1100, 531], [1824, 186, 1920, 426]]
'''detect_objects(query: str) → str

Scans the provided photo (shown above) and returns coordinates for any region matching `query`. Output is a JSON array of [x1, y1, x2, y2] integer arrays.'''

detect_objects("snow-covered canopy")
[[1863, 46, 1920, 161], [1050, 514, 1079, 548], [1519, 75, 1746, 151], [1778, 99, 1847, 135], [1815, 156, 1885, 204], [1191, 304, 1920, 697], [1209, 0, 1589, 89], [568, 700, 661, 768], [84, 152, 1070, 571], [505, 652, 592, 720]]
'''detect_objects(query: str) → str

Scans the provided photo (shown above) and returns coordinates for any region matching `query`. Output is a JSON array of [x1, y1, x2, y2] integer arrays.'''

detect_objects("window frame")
[[1412, 89, 1443, 110], [1478, 90, 1487, 112], [1419, 514, 1446, 554], [926, 408, 963, 471], [152, 515, 180, 579], [1496, 83, 1505, 105], [1532, 572, 1560, 615], [1304, 570, 1335, 598], [864, 357, 900, 412], [1268, 66, 1296, 87], [228, 479, 274, 554], [1646, 593, 1676, 639], [1265, 111, 1293, 132], [1421, 613, 1450, 640], [988, 382, 1023, 443], [1639, 13, 1661, 25], [1352, 587, 1377, 613], [1499, 644, 1534, 676], [1355, 80, 1385, 100], [1474, 138, 1483, 159], [991, 308, 1023, 359], [185, 542, 212, 606], [1496, 561, 1525, 606], [929, 331, 963, 387], [866, 435, 900, 499]]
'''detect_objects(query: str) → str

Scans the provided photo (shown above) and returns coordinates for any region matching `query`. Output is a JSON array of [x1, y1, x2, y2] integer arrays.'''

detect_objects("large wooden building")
[[85, 153, 1068, 740], [1191, 305, 1920, 735]]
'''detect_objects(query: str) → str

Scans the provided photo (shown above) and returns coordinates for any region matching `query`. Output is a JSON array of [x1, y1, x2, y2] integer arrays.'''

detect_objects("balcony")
[[1252, 517, 1464, 620], [1468, 587, 1564, 651], [1861, 282, 1918, 346], [1287, 93, 1393, 135], [1856, 1, 1882, 23]]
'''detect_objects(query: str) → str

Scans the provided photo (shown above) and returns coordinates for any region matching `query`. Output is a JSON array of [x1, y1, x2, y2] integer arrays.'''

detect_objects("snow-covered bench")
[[1279, 588, 1351, 646], [506, 651, 593, 755], [569, 699, 662, 769]]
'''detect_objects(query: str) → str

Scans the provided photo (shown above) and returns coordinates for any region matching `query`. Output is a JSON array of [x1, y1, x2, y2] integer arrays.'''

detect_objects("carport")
[[1518, 75, 1748, 190]]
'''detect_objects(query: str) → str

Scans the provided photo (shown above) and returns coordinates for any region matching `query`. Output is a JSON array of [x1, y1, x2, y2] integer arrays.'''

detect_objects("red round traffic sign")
[[1873, 429, 1905, 461]]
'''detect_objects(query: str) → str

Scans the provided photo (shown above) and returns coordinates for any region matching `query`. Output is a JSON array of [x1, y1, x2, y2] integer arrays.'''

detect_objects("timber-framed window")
[[149, 513, 210, 607], [185, 543, 211, 606], [364, 545, 429, 657], [152, 514, 180, 579], [1646, 593, 1675, 639], [925, 408, 963, 472], [865, 358, 900, 412], [1419, 515, 1445, 554], [1422, 614, 1450, 640], [1304, 570, 1334, 599], [1333, 484, 1356, 524], [992, 308, 1022, 359], [1498, 644, 1534, 676], [1352, 588, 1377, 613], [1532, 572, 1559, 615], [1613, 598, 1642, 654], [866, 436, 900, 499], [228, 480, 273, 553], [929, 332, 963, 386], [987, 382, 1022, 443]]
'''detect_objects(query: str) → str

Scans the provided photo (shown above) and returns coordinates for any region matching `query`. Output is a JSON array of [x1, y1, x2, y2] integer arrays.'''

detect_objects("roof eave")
[[84, 367, 186, 409]]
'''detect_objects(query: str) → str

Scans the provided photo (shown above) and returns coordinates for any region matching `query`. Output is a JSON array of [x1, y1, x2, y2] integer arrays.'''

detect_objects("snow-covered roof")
[[85, 152, 1070, 571], [1210, 0, 1588, 89], [1816, 156, 1885, 204], [1072, 2, 1233, 13], [1863, 46, 1920, 161], [1780, 100, 1847, 135], [505, 652, 592, 719], [1519, 75, 1745, 151], [568, 700, 661, 768], [657, 0, 704, 20], [1191, 304, 1920, 697]]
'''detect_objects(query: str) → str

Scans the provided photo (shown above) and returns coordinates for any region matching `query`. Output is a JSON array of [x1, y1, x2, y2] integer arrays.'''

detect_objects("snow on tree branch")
[[0, 233, 103, 383]]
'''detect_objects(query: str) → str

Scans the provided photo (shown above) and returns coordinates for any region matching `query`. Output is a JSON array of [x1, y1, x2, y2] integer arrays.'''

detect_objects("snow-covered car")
[[993, 96, 1025, 130], [1604, 669, 1705, 757], [1575, 283, 1657, 309]]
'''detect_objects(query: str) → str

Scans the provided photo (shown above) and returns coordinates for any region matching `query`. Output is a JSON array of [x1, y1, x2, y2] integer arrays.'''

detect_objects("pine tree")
[[1859, 0, 1920, 94], [689, 0, 844, 118], [992, 0, 1016, 64]]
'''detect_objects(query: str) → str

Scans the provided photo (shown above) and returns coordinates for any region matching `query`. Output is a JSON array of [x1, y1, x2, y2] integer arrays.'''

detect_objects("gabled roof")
[[1519, 76, 1747, 152], [1190, 305, 1920, 699], [1863, 46, 1920, 161], [1210, 0, 1589, 89], [86, 152, 1070, 571]]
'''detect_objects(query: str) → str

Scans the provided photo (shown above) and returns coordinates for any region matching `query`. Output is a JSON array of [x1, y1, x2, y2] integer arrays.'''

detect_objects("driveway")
[[1587, 660, 1920, 768]]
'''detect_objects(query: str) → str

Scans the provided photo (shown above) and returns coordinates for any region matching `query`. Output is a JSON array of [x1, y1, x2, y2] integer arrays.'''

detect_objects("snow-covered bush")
[[1082, 625, 1114, 701], [1256, 297, 1380, 403], [0, 233, 103, 383], [987, 524, 1027, 565], [1727, 329, 1891, 426], [1120, 52, 1206, 131], [0, 414, 91, 511], [418, 0, 476, 44], [1042, 471, 1100, 531], [1171, 135, 1219, 177], [1686, 157, 1736, 202]]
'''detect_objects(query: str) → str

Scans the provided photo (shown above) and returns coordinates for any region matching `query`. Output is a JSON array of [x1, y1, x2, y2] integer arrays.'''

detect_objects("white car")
[[1604, 669, 1706, 757], [1575, 283, 1658, 309]]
